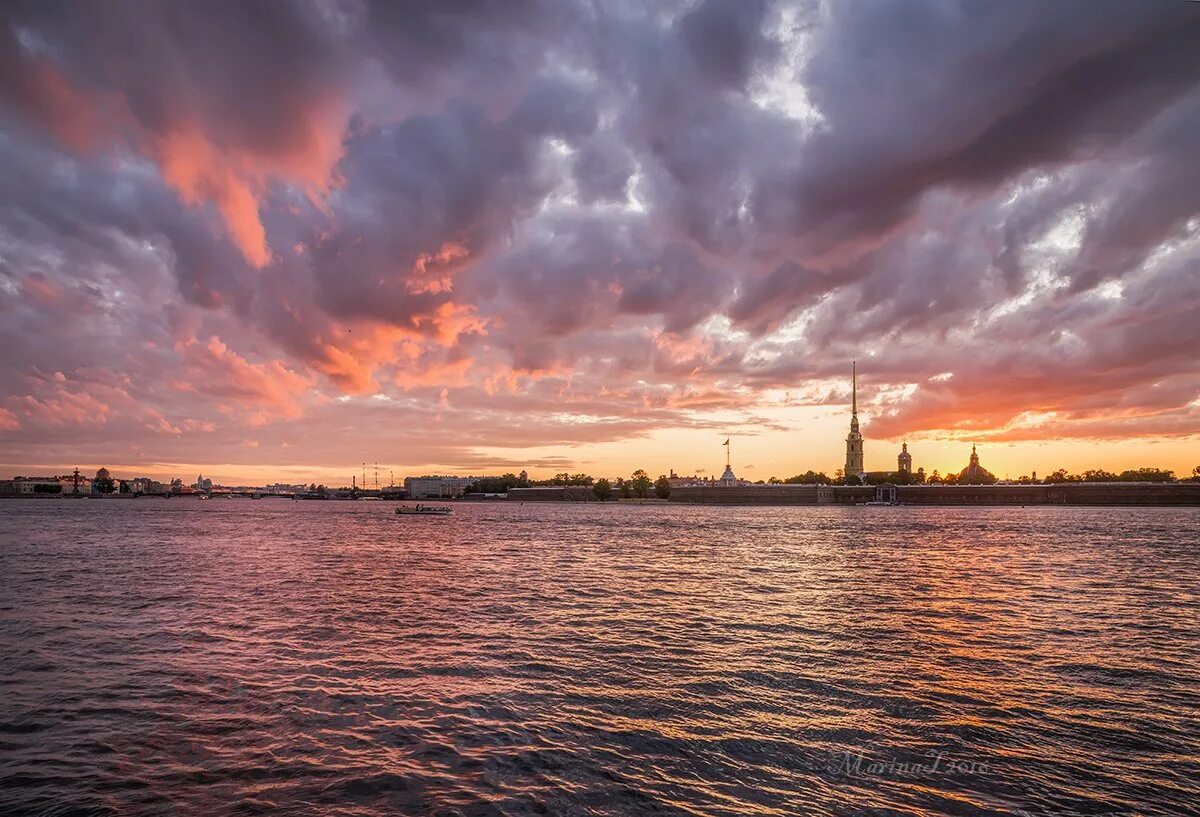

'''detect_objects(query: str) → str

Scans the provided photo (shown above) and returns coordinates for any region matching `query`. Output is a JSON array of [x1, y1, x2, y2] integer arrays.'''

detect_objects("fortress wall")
[[507, 486, 597, 501], [669, 483, 1200, 506], [897, 483, 1200, 505], [670, 485, 873, 505]]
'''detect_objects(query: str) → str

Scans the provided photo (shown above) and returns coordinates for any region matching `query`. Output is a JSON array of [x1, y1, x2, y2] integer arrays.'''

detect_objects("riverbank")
[[669, 482, 1200, 506]]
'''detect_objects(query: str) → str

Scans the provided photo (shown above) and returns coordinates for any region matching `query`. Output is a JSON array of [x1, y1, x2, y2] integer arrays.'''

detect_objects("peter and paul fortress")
[[661, 360, 1199, 505]]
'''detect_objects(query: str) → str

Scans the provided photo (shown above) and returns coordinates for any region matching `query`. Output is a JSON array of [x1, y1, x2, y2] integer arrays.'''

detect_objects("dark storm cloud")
[[1, 0, 1199, 475], [756, 0, 1200, 266]]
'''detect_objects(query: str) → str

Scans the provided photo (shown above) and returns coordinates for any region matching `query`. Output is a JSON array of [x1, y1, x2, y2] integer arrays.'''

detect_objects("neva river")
[[1, 501, 1198, 816]]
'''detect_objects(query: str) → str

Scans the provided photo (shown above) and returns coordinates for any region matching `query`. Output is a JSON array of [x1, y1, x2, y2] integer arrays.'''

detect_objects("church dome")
[[957, 445, 996, 484]]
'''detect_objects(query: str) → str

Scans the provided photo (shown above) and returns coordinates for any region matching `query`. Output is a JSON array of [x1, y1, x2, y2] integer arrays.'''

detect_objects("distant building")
[[844, 361, 865, 479], [897, 441, 912, 473], [667, 469, 710, 487], [93, 467, 114, 494], [264, 483, 306, 494], [13, 476, 62, 494], [194, 474, 213, 492], [128, 477, 163, 494], [404, 476, 473, 499], [958, 445, 996, 484]]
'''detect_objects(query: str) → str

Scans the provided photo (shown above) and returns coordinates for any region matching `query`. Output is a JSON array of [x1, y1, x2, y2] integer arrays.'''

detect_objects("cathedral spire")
[[852, 360, 857, 417], [844, 360, 865, 479]]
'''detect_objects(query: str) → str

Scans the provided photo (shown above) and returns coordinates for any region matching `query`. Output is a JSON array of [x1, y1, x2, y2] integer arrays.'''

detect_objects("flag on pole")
[[723, 438, 729, 446]]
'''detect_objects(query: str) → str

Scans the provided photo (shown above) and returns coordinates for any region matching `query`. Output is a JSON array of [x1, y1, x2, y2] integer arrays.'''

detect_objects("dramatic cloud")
[[1, 0, 1198, 477]]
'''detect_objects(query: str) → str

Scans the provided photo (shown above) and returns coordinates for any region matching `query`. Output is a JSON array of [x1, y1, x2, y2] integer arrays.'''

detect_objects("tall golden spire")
[[845, 360, 864, 478]]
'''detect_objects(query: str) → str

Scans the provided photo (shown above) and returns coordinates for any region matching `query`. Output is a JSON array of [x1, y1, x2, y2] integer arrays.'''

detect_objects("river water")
[[1, 500, 1197, 816]]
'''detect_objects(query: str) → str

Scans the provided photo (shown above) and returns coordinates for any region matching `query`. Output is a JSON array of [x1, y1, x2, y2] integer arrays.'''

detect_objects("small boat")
[[395, 504, 452, 516]]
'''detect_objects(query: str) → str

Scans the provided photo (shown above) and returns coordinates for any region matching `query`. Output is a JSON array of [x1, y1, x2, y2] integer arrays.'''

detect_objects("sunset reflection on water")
[[1, 501, 1197, 815]]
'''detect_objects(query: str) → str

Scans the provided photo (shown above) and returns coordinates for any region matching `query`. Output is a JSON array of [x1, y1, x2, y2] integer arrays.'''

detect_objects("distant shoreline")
[[4, 483, 1200, 507]]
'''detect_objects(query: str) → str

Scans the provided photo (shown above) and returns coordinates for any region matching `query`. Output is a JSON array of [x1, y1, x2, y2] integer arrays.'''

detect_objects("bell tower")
[[844, 361, 865, 479]]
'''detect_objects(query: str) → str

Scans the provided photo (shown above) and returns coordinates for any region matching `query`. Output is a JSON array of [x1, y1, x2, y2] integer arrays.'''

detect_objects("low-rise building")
[[264, 483, 306, 494], [667, 469, 711, 487], [404, 476, 474, 499], [128, 477, 164, 494], [13, 476, 63, 494]]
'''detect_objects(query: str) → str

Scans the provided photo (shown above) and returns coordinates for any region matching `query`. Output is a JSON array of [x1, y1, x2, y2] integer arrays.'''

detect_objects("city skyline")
[[2, 2, 1198, 485], [3, 417, 1195, 489]]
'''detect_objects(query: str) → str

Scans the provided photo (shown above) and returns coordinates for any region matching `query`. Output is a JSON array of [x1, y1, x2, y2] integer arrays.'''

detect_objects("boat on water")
[[395, 504, 453, 516]]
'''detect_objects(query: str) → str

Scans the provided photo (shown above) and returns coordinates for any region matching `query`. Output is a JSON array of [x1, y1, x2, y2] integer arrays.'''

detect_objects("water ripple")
[[1, 501, 1198, 815]]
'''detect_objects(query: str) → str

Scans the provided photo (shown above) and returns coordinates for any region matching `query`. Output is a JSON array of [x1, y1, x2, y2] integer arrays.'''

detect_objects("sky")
[[1, 0, 1199, 485]]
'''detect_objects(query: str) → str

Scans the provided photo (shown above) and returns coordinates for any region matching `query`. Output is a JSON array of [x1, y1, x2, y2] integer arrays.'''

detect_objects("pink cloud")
[[176, 336, 312, 419]]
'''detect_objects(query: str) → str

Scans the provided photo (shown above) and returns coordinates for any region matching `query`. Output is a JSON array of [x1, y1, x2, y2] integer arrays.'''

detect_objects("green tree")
[[465, 473, 529, 494], [1116, 467, 1175, 482], [1081, 469, 1117, 482], [783, 470, 833, 485], [654, 475, 671, 499], [534, 472, 593, 487], [592, 478, 613, 501], [619, 479, 632, 499], [630, 469, 652, 498]]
